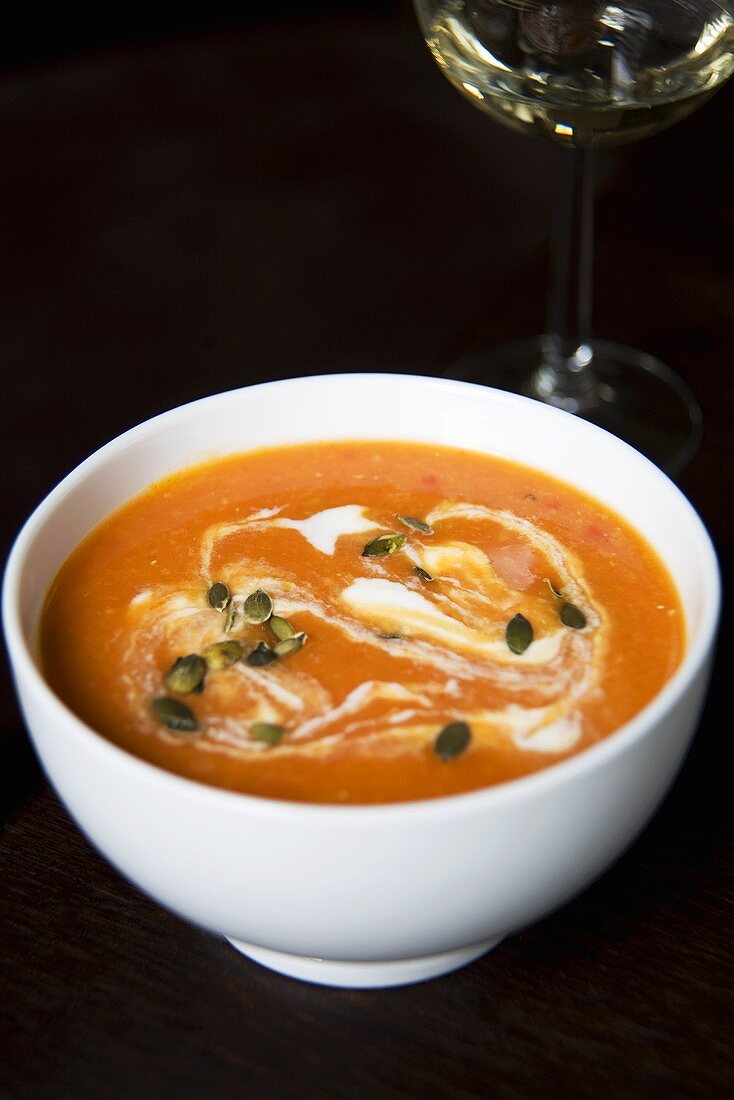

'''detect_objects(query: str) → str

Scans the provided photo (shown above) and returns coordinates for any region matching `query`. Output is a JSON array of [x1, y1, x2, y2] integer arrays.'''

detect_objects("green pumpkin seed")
[[272, 632, 307, 658], [247, 642, 277, 667], [434, 721, 471, 761], [378, 632, 404, 640], [269, 615, 296, 642], [151, 696, 199, 733], [414, 566, 435, 582], [506, 613, 534, 655], [164, 654, 206, 694], [250, 722, 285, 746], [560, 602, 587, 630], [396, 514, 434, 535], [243, 588, 273, 624], [224, 600, 239, 633], [204, 639, 246, 669], [362, 533, 407, 558], [544, 578, 564, 599], [207, 582, 230, 612]]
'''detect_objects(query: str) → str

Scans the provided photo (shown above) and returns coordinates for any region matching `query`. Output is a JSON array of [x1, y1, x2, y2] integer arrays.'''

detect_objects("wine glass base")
[[443, 337, 702, 478]]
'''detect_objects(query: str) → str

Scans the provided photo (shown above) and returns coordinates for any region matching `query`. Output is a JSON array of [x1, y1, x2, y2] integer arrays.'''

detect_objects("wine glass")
[[413, 0, 734, 475]]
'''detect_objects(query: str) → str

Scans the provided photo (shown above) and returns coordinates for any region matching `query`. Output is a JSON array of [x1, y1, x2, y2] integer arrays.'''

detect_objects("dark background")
[[1, 3, 732, 1097]]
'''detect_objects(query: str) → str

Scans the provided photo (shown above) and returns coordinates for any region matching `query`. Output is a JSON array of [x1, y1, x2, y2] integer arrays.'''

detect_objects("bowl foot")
[[226, 936, 503, 988]]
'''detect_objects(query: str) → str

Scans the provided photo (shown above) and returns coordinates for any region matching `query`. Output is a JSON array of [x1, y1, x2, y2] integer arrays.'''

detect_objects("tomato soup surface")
[[40, 440, 684, 804]]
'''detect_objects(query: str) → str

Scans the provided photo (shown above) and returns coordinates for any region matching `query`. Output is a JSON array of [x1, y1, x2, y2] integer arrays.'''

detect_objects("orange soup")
[[40, 440, 684, 804]]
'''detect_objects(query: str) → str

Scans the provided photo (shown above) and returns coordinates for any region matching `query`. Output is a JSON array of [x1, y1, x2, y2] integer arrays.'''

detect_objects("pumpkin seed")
[[414, 566, 435, 582], [247, 642, 277, 667], [378, 632, 404, 640], [224, 600, 239, 633], [396, 514, 434, 535], [560, 602, 587, 629], [151, 696, 198, 733], [506, 613, 534, 654], [362, 533, 407, 557], [243, 588, 273, 624], [207, 582, 230, 612], [250, 722, 285, 746], [269, 615, 296, 642], [544, 578, 564, 599], [272, 632, 307, 658], [164, 654, 206, 694], [204, 639, 246, 669], [434, 720, 471, 761]]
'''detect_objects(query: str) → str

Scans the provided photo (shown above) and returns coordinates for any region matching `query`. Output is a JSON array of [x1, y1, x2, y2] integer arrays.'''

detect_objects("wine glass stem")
[[533, 146, 598, 408]]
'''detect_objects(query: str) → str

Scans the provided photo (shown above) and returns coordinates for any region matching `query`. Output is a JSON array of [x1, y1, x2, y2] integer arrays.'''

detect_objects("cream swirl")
[[125, 501, 606, 758]]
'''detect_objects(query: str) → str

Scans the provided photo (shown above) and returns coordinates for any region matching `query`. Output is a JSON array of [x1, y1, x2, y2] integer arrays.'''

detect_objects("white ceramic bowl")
[[2, 374, 720, 988]]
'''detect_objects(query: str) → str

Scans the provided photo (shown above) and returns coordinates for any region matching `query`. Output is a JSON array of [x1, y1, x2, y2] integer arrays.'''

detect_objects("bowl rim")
[[2, 372, 722, 822]]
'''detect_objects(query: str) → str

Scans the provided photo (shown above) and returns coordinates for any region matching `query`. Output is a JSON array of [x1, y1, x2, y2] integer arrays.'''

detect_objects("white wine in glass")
[[414, 0, 734, 474]]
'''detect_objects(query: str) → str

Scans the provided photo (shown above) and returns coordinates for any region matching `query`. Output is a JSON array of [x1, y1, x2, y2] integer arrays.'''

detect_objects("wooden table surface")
[[1, 6, 732, 1097]]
